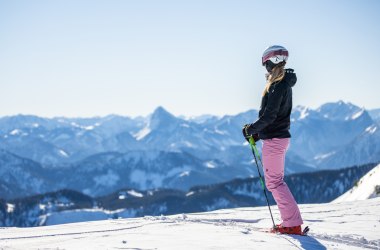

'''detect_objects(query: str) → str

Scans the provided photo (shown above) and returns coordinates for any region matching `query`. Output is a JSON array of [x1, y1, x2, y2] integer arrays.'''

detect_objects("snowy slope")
[[333, 164, 380, 203], [1, 198, 379, 250]]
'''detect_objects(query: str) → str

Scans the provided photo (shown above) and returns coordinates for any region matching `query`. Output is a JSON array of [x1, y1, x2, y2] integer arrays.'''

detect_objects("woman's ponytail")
[[262, 61, 286, 96]]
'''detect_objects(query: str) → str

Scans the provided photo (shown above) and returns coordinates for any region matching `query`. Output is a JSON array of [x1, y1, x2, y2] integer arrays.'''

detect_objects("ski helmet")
[[262, 45, 289, 66]]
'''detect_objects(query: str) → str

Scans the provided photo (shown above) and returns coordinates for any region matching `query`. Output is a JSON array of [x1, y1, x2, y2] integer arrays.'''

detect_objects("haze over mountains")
[[0, 101, 379, 199]]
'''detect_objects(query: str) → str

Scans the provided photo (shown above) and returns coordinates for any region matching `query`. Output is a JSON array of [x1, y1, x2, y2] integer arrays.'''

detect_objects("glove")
[[252, 133, 260, 143], [242, 124, 260, 143]]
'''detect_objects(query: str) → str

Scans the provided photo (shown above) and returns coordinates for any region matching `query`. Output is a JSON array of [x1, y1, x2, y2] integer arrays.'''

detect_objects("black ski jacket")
[[247, 69, 297, 140]]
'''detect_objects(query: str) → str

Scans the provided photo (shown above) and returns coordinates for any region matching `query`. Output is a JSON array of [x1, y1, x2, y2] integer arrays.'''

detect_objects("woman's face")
[[264, 61, 276, 73]]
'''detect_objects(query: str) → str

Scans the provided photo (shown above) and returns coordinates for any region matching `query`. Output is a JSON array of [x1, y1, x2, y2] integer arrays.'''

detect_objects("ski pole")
[[248, 136, 276, 229]]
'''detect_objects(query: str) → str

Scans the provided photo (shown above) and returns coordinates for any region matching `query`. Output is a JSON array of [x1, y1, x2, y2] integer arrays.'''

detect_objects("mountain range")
[[1, 162, 377, 227], [0, 101, 379, 199]]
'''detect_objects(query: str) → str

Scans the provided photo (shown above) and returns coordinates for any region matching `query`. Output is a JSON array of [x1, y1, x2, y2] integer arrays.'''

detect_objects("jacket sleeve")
[[248, 83, 285, 134]]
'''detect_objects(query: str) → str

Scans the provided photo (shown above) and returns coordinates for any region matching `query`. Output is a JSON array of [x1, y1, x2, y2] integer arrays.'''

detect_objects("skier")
[[242, 45, 304, 235]]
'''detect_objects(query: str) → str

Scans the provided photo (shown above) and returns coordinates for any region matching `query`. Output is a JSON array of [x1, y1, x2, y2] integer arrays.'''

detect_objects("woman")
[[242, 45, 304, 235]]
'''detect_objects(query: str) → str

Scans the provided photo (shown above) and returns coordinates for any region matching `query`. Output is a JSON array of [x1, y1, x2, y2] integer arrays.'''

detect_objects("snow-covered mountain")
[[0, 114, 144, 165], [1, 101, 376, 168], [1, 198, 379, 249], [333, 163, 380, 203], [0, 101, 379, 199], [317, 124, 380, 169], [290, 101, 375, 168]]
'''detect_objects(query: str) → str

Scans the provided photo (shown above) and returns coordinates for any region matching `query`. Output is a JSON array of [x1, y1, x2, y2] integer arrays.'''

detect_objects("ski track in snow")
[[141, 216, 380, 249], [0, 221, 160, 241], [0, 198, 379, 250]]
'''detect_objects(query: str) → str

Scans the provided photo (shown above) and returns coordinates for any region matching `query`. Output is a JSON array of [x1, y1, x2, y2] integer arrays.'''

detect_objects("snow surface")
[[9, 129, 21, 135], [134, 126, 151, 140], [333, 164, 380, 203], [127, 190, 144, 198], [58, 149, 69, 157], [350, 109, 365, 120], [204, 161, 217, 169], [365, 125, 378, 134], [298, 106, 310, 120], [1, 198, 379, 249]]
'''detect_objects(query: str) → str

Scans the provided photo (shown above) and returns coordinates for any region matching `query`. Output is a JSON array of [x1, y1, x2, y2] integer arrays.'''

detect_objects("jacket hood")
[[283, 68, 297, 87]]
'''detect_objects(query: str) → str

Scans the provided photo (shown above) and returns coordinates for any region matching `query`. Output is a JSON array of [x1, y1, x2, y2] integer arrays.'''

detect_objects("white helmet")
[[262, 45, 289, 66]]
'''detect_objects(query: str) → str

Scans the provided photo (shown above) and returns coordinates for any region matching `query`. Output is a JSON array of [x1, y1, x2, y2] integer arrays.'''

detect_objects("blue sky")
[[0, 0, 379, 117]]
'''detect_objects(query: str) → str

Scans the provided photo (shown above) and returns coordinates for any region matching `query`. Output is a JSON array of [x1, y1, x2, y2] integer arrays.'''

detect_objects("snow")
[[215, 129, 227, 135], [58, 149, 69, 157], [333, 164, 380, 203], [365, 125, 378, 134], [9, 129, 21, 135], [118, 194, 126, 200], [84, 125, 95, 130], [39, 203, 47, 210], [165, 166, 191, 178], [350, 109, 364, 120], [127, 190, 144, 198], [1, 198, 379, 249], [179, 171, 190, 177], [299, 107, 309, 120], [204, 161, 217, 169], [6, 203, 14, 213], [293, 106, 310, 120], [186, 191, 195, 196], [134, 126, 151, 140], [314, 151, 336, 160]]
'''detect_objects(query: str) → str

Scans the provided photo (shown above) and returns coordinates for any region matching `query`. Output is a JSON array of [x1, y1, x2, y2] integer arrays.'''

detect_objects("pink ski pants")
[[262, 138, 303, 227]]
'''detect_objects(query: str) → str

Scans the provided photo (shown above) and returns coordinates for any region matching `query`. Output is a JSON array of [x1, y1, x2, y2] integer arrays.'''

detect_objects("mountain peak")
[[149, 106, 178, 131], [152, 106, 173, 117], [317, 101, 367, 121]]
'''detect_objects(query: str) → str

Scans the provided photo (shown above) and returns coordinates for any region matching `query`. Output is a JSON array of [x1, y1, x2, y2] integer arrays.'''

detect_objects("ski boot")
[[270, 224, 309, 235]]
